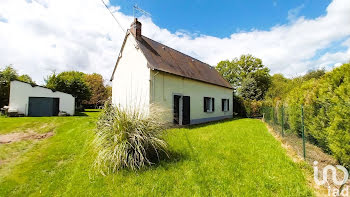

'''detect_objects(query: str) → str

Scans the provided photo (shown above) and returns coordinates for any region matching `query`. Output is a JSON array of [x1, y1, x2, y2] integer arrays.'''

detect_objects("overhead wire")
[[99, 0, 126, 33]]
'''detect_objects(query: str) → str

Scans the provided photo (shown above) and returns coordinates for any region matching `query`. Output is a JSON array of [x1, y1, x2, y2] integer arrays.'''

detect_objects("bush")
[[281, 63, 350, 167], [232, 95, 246, 117], [321, 63, 350, 167], [244, 99, 263, 118], [92, 101, 169, 174]]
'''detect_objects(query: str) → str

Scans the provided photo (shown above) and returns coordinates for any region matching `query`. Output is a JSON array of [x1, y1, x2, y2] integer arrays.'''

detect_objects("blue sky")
[[0, 0, 349, 84], [112, 0, 331, 37]]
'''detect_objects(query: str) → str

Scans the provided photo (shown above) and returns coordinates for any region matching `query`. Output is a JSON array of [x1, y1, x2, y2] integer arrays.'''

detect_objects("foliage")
[[45, 71, 91, 105], [319, 64, 350, 167], [17, 74, 35, 84], [239, 76, 262, 100], [265, 74, 291, 102], [216, 60, 240, 90], [105, 85, 112, 99], [92, 101, 168, 173], [265, 63, 350, 167], [243, 99, 263, 118], [232, 94, 246, 117], [83, 73, 108, 106], [216, 54, 271, 99], [0, 65, 35, 108], [0, 115, 313, 196], [302, 68, 326, 81]]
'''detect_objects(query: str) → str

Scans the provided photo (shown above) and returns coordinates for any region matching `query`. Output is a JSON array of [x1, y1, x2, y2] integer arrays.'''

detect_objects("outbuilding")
[[8, 80, 75, 116]]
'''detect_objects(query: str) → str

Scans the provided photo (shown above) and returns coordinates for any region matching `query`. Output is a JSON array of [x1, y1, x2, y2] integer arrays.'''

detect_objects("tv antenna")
[[133, 4, 151, 18]]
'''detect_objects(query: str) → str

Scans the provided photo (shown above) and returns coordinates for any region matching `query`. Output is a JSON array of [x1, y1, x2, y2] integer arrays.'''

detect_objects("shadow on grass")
[[104, 150, 189, 176], [185, 117, 244, 130], [74, 112, 88, 116]]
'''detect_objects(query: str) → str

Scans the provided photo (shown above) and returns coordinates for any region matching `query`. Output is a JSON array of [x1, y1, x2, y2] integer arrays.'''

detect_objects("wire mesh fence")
[[261, 105, 336, 165]]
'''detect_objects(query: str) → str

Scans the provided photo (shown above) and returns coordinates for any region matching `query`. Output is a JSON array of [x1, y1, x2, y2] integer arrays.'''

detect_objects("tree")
[[83, 73, 108, 107], [105, 85, 112, 99], [46, 71, 91, 106], [216, 54, 271, 99], [265, 74, 292, 102], [18, 74, 35, 84], [216, 60, 240, 91], [239, 76, 262, 100], [0, 65, 35, 108], [302, 68, 326, 81]]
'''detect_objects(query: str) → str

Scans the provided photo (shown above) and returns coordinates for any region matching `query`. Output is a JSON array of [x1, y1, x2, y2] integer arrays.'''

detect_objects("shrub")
[[244, 99, 263, 118], [282, 63, 350, 166], [321, 63, 350, 167], [92, 101, 169, 174], [232, 95, 246, 117]]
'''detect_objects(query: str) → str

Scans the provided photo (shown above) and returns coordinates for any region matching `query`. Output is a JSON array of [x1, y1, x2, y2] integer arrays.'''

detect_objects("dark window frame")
[[222, 99, 229, 112], [204, 97, 215, 112]]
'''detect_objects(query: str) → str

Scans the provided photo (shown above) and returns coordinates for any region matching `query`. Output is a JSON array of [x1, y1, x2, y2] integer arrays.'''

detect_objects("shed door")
[[28, 97, 59, 117]]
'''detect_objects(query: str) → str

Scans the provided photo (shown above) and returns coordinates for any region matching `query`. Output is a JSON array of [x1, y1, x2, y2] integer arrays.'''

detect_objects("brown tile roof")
[[137, 35, 233, 89]]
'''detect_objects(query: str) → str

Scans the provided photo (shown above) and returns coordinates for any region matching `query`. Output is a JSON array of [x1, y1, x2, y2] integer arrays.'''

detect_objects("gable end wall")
[[111, 35, 150, 113]]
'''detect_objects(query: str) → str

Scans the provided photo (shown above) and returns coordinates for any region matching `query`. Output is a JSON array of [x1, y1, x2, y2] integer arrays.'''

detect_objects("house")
[[111, 19, 233, 125], [8, 80, 75, 116]]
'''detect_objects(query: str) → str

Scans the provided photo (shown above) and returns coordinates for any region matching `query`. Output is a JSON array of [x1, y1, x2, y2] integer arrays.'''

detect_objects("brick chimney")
[[130, 18, 142, 40]]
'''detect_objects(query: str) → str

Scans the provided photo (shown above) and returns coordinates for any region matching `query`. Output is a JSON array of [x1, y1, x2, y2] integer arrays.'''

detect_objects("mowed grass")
[[0, 111, 313, 196]]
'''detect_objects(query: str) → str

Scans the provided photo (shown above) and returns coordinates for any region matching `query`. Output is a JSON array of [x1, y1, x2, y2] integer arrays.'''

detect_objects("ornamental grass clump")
[[93, 101, 169, 174]]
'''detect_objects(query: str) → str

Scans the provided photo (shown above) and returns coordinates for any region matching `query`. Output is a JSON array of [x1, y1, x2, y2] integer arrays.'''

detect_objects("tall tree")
[[216, 54, 271, 99], [239, 76, 262, 100], [46, 71, 91, 106], [18, 74, 35, 84], [265, 74, 290, 102], [302, 68, 326, 81], [83, 73, 108, 107], [0, 65, 35, 108]]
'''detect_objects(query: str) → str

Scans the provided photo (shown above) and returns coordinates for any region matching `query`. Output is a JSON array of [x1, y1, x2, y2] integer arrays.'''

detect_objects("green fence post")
[[301, 104, 306, 160], [281, 105, 284, 137]]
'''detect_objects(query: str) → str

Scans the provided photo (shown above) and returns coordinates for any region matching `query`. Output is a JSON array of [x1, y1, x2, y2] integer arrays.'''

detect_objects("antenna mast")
[[133, 4, 151, 18]]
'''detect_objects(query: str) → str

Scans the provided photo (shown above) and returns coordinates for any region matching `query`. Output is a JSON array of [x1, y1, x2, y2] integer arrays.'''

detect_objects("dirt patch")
[[0, 131, 54, 144]]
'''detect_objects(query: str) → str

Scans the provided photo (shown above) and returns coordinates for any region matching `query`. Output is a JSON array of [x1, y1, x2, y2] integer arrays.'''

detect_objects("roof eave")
[[150, 67, 233, 90], [110, 31, 131, 81]]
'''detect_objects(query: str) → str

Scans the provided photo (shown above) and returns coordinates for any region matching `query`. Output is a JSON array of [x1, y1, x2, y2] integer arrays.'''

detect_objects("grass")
[[0, 111, 313, 196]]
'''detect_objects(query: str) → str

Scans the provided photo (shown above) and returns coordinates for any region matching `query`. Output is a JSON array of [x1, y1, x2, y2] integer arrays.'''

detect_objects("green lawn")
[[0, 111, 313, 196]]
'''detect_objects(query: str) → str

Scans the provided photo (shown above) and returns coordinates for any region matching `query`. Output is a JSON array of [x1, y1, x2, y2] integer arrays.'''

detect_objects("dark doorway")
[[173, 95, 180, 124], [28, 97, 60, 117], [173, 95, 191, 125], [182, 96, 190, 125], [53, 98, 60, 116]]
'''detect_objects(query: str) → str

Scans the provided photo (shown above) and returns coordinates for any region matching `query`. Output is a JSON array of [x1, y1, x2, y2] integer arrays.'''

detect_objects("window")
[[222, 99, 229, 112], [204, 97, 215, 112]]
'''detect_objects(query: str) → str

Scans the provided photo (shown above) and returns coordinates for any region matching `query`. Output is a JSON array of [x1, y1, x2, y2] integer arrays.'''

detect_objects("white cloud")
[[287, 4, 305, 22], [0, 0, 349, 84]]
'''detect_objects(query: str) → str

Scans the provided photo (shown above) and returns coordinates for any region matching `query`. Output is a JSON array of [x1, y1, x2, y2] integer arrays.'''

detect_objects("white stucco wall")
[[9, 81, 75, 116], [111, 34, 150, 113], [151, 71, 233, 124]]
